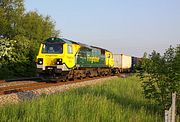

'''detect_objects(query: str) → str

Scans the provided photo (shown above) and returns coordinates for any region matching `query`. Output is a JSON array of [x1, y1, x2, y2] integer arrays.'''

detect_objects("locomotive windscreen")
[[42, 43, 63, 54]]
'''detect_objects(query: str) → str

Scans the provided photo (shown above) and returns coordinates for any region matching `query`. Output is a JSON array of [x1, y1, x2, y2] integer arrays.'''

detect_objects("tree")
[[22, 11, 59, 42], [0, 0, 25, 38], [0, 36, 37, 78], [0, 0, 59, 40], [138, 45, 180, 112], [0, 38, 15, 63], [0, 0, 60, 78], [0, 38, 16, 78]]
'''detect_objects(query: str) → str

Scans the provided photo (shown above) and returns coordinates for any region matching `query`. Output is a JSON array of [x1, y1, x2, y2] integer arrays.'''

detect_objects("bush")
[[0, 37, 38, 79], [138, 45, 180, 113]]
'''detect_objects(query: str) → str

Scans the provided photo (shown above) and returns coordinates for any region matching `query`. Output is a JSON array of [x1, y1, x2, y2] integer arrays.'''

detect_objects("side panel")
[[63, 43, 81, 68], [105, 51, 114, 67], [113, 54, 132, 69], [122, 54, 132, 69], [113, 54, 122, 68], [76, 47, 106, 68]]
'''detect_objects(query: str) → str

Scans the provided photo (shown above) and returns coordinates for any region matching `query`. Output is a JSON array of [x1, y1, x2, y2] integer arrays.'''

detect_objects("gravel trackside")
[[0, 81, 38, 88], [0, 76, 118, 105]]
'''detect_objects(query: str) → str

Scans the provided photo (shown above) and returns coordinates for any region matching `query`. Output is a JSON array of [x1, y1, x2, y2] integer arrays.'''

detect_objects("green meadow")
[[0, 76, 164, 122]]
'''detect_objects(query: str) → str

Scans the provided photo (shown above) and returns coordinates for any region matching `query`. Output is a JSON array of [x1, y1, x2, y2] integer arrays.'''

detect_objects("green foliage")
[[0, 38, 15, 62], [0, 77, 163, 122], [0, 0, 60, 78], [0, 0, 25, 38], [138, 45, 180, 112], [22, 11, 59, 42], [0, 0, 59, 39], [0, 37, 37, 78]]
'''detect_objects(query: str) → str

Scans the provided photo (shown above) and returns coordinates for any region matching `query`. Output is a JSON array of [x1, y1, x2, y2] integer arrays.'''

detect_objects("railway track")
[[0, 73, 130, 96], [5, 77, 42, 82], [0, 80, 5, 83], [0, 82, 47, 95], [0, 76, 114, 96]]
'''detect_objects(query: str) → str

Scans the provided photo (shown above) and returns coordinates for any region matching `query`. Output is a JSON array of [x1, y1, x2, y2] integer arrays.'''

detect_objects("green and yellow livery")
[[36, 37, 114, 80]]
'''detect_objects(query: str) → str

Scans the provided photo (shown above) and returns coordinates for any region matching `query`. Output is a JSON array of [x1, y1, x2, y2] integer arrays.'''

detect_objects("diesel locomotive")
[[36, 37, 114, 80]]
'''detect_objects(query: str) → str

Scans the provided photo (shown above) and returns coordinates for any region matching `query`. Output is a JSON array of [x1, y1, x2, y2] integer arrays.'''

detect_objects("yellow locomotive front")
[[36, 37, 80, 77]]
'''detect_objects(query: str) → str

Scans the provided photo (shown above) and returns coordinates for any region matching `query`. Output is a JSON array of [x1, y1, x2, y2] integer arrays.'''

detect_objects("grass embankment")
[[0, 76, 163, 122]]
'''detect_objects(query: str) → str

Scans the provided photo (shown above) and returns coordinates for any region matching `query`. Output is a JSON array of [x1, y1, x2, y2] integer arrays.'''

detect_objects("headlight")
[[56, 58, 62, 65], [37, 58, 43, 65]]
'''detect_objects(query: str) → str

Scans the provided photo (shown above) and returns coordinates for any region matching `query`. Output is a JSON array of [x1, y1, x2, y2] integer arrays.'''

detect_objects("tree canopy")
[[0, 0, 59, 40], [0, 0, 60, 78], [138, 45, 180, 113]]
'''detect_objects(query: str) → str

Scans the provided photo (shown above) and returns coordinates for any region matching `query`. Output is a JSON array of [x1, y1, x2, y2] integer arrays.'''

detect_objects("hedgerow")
[[0, 37, 37, 78], [138, 45, 180, 113]]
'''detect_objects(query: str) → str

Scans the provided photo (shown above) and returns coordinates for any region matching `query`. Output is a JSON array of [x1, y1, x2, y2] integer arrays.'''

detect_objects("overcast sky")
[[25, 0, 180, 57]]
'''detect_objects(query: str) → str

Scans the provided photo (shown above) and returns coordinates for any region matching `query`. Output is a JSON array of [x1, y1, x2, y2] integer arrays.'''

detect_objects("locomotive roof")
[[44, 37, 78, 44], [44, 37, 110, 52]]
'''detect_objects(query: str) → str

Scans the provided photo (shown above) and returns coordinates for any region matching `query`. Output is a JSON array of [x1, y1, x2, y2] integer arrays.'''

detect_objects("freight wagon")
[[113, 54, 132, 73], [113, 54, 140, 73], [131, 56, 141, 72]]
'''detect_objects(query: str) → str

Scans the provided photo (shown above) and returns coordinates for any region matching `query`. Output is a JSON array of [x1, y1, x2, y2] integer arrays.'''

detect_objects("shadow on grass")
[[76, 87, 161, 115]]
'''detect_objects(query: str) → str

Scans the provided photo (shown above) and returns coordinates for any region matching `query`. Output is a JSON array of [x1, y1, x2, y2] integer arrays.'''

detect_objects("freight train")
[[36, 37, 114, 80], [36, 37, 140, 81]]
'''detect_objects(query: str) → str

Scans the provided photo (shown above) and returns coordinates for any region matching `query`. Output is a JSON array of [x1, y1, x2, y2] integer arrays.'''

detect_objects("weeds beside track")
[[0, 76, 165, 122]]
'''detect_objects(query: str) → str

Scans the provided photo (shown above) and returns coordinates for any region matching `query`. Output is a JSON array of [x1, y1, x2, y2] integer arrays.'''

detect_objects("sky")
[[25, 0, 180, 57]]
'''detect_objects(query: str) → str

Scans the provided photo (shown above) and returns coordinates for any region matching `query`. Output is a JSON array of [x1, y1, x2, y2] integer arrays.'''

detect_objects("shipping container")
[[131, 57, 142, 72], [131, 56, 138, 72], [113, 54, 132, 72]]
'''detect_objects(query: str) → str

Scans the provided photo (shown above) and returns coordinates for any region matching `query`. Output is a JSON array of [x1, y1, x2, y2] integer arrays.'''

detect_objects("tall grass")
[[0, 76, 164, 122]]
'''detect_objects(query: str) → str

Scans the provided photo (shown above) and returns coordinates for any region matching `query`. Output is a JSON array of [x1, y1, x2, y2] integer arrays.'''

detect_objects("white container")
[[113, 54, 132, 72]]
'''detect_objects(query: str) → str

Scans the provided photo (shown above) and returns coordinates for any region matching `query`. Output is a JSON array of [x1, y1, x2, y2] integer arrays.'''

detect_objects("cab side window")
[[107, 53, 113, 58], [68, 45, 73, 54]]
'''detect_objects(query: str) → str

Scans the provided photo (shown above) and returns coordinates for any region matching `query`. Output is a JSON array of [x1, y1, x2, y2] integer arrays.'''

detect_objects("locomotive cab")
[[36, 37, 80, 76]]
